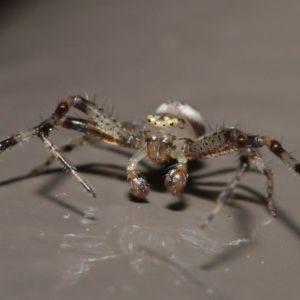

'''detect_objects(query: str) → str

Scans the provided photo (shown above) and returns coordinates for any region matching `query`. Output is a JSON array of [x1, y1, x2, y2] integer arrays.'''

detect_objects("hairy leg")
[[200, 149, 249, 229], [248, 149, 276, 216], [185, 127, 300, 176], [30, 135, 92, 176], [0, 96, 139, 195]]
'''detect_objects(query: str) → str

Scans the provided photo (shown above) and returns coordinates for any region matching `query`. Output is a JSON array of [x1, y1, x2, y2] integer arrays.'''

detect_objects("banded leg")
[[33, 115, 138, 196], [259, 136, 300, 174], [200, 150, 250, 229], [0, 129, 36, 152], [223, 128, 300, 176], [1, 95, 137, 152], [185, 127, 300, 177], [0, 96, 130, 153], [0, 118, 93, 196], [184, 127, 300, 226], [0, 96, 138, 195]]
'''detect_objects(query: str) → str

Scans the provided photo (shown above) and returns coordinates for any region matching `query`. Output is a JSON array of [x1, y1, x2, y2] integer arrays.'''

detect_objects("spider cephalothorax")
[[0, 95, 299, 228]]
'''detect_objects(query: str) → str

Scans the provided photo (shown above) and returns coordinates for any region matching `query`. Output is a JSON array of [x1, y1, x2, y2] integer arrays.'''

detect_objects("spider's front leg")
[[248, 148, 275, 216], [0, 96, 140, 196], [0, 116, 96, 196]]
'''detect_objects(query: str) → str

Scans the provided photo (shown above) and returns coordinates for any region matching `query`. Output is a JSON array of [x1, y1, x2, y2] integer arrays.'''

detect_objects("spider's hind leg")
[[248, 149, 276, 217], [200, 149, 250, 229]]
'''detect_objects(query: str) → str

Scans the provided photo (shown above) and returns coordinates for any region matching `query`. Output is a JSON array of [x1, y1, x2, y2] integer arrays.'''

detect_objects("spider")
[[0, 95, 299, 228]]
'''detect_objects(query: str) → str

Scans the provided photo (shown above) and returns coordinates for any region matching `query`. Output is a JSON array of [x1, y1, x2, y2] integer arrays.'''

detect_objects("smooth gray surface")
[[0, 1, 300, 299]]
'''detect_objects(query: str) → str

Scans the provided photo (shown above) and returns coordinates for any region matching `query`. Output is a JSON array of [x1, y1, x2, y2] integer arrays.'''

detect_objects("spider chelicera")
[[0, 95, 299, 228]]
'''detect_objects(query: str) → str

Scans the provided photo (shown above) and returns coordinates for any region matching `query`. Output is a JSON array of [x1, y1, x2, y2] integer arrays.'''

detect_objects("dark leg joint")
[[53, 98, 73, 119], [294, 163, 300, 174], [239, 155, 250, 170], [247, 135, 264, 148], [0, 136, 18, 152], [268, 140, 284, 156], [72, 96, 91, 114], [35, 122, 53, 137]]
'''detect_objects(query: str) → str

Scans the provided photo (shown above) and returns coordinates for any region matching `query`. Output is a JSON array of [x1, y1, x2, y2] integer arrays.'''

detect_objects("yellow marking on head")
[[147, 114, 180, 128]]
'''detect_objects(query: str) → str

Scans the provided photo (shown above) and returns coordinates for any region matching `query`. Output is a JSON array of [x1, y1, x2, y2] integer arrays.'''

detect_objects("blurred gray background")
[[0, 1, 300, 300]]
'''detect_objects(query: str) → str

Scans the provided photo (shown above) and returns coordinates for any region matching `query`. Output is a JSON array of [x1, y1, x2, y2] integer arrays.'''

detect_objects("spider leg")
[[248, 149, 276, 216], [214, 128, 300, 175], [255, 136, 300, 174], [185, 127, 300, 177], [0, 129, 37, 152], [30, 135, 92, 176], [31, 118, 144, 176], [184, 127, 300, 227], [0, 96, 141, 196], [32, 116, 99, 196], [200, 149, 249, 229], [37, 131, 96, 197]]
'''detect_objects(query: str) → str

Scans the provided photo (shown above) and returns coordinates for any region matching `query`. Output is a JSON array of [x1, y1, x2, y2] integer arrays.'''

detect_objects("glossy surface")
[[0, 1, 300, 300]]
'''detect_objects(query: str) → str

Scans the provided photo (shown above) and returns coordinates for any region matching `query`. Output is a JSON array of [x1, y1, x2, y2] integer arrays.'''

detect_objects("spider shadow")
[[40, 157, 300, 247], [1, 156, 300, 237], [33, 160, 295, 269], [0, 159, 261, 225], [0, 169, 99, 221], [1, 146, 300, 269], [188, 167, 300, 240], [127, 162, 264, 268]]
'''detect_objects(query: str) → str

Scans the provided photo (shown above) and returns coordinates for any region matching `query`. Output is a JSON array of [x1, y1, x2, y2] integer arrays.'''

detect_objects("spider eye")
[[166, 118, 178, 127], [147, 114, 155, 124]]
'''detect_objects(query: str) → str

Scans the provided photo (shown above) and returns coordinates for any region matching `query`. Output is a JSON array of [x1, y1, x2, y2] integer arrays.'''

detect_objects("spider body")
[[1, 95, 299, 228]]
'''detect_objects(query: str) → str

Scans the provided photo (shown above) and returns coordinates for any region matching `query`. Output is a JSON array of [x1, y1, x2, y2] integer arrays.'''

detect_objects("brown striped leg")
[[185, 128, 300, 178], [0, 95, 125, 154], [32, 115, 130, 196], [260, 136, 300, 174], [218, 129, 300, 176], [184, 128, 300, 227], [0, 96, 138, 196], [0, 129, 37, 153]]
